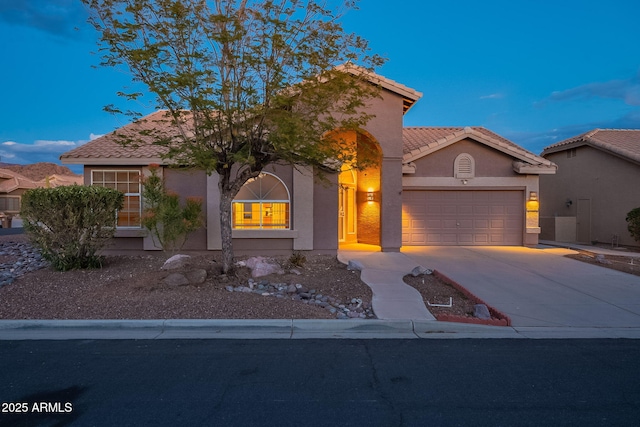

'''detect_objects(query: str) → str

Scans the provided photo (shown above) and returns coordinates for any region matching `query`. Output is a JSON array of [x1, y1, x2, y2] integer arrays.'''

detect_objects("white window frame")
[[232, 172, 291, 230], [91, 169, 142, 229]]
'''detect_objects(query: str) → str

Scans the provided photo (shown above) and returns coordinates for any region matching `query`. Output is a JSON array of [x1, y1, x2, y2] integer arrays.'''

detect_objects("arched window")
[[454, 153, 475, 179], [232, 173, 290, 229]]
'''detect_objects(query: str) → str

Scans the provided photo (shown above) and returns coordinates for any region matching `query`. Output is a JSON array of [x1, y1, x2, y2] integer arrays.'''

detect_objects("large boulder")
[[161, 254, 192, 270], [163, 272, 190, 286], [244, 256, 284, 278]]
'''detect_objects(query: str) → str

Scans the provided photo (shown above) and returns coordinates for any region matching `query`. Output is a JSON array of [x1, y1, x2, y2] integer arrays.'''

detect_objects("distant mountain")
[[0, 162, 82, 181]]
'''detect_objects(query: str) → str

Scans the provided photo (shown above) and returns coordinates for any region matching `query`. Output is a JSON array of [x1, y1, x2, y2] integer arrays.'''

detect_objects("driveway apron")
[[402, 246, 640, 327]]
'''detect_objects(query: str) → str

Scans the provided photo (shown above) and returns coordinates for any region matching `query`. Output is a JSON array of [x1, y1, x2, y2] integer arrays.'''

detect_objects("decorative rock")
[[347, 260, 364, 271], [595, 254, 612, 265], [225, 286, 234, 292], [161, 254, 191, 270], [411, 266, 434, 276], [290, 268, 302, 275], [474, 304, 491, 320], [286, 284, 297, 294], [244, 256, 285, 278], [0, 241, 49, 287], [185, 269, 207, 284], [163, 272, 190, 286]]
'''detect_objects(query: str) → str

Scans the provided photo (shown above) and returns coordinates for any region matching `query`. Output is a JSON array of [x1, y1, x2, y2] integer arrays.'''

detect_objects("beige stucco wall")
[[312, 171, 339, 253], [410, 139, 520, 178], [359, 88, 406, 251], [163, 168, 208, 250], [541, 146, 640, 247]]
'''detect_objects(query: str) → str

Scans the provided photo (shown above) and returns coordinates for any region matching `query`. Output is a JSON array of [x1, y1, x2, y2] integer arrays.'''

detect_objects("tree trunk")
[[219, 189, 235, 274]]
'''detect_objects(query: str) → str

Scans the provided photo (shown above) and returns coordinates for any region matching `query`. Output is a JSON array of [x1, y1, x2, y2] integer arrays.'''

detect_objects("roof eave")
[[513, 161, 558, 175], [403, 127, 554, 167], [60, 157, 166, 166]]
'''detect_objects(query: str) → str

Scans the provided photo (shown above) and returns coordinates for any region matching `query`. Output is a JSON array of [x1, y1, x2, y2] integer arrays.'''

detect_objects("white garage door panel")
[[402, 190, 524, 246]]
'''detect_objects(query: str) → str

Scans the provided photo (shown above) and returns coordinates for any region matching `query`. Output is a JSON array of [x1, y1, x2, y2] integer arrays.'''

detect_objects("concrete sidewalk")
[[337, 250, 435, 320]]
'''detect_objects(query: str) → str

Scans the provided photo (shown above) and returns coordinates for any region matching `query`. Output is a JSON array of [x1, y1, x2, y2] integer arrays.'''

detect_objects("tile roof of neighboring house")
[[0, 169, 83, 193], [0, 169, 38, 193], [60, 110, 177, 165], [541, 129, 640, 164], [402, 127, 556, 173]]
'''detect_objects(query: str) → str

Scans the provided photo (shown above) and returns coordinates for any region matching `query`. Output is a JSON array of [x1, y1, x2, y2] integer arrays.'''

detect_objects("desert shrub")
[[288, 251, 307, 268], [21, 185, 124, 271], [141, 165, 203, 252], [627, 207, 640, 243]]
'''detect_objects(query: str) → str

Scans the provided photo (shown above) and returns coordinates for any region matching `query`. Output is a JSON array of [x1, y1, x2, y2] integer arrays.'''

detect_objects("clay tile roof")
[[402, 126, 554, 168], [541, 129, 640, 164], [60, 110, 183, 165]]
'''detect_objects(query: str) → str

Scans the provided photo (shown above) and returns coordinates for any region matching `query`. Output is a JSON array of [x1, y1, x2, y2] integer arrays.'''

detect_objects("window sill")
[[232, 229, 299, 239], [115, 228, 146, 238]]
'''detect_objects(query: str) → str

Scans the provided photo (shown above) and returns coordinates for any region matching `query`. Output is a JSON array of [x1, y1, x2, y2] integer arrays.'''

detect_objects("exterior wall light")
[[526, 191, 539, 211], [526, 191, 540, 231], [367, 191, 374, 202]]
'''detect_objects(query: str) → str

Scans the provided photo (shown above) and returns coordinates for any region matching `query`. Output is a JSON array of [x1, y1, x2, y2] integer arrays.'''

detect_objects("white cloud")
[[480, 93, 504, 100], [0, 133, 96, 165]]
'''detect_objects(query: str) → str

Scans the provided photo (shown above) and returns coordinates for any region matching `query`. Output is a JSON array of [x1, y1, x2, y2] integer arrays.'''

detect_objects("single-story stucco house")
[[0, 168, 83, 228], [540, 129, 640, 247], [60, 71, 556, 254]]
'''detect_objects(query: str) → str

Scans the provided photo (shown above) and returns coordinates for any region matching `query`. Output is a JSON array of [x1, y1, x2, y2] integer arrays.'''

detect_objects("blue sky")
[[1, 0, 639, 172]]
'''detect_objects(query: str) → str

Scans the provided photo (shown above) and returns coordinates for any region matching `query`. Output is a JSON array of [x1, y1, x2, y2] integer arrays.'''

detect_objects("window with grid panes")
[[91, 170, 141, 227]]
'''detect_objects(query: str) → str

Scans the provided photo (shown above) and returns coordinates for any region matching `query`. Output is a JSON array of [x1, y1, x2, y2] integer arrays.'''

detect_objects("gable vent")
[[454, 153, 475, 179]]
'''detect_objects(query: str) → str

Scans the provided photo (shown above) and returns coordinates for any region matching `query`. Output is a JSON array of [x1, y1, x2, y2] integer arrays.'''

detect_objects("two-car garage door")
[[402, 190, 523, 246]]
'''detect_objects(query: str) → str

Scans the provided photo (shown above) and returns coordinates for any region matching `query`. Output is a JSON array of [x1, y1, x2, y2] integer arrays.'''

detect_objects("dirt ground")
[[0, 233, 486, 321], [565, 244, 640, 277]]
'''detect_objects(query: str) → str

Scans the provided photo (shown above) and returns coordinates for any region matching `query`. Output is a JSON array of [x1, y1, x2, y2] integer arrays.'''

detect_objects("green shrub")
[[627, 207, 640, 243], [141, 165, 203, 252], [21, 185, 124, 271]]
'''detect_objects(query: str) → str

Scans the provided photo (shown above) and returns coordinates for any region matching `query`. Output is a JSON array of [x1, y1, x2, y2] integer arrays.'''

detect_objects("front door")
[[338, 166, 357, 244], [338, 185, 356, 243]]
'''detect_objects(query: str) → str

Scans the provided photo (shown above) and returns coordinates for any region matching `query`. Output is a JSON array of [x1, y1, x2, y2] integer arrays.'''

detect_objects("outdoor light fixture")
[[526, 191, 539, 212], [526, 191, 540, 230], [566, 198, 573, 207], [367, 191, 374, 202]]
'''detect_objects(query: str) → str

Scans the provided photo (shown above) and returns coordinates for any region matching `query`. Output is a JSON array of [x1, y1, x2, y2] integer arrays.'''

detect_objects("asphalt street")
[[1, 339, 639, 426]]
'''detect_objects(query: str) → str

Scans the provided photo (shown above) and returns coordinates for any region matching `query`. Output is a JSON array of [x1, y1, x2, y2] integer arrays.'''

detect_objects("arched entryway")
[[334, 130, 382, 248]]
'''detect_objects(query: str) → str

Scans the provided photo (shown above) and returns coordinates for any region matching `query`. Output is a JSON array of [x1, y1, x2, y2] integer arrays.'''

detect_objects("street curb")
[[2, 319, 640, 339]]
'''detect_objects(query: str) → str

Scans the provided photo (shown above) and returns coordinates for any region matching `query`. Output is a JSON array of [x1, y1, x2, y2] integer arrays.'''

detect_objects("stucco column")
[[292, 165, 314, 250], [380, 157, 403, 252]]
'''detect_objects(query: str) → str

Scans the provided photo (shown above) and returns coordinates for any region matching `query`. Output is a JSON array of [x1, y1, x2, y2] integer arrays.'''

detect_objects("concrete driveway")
[[402, 246, 640, 328]]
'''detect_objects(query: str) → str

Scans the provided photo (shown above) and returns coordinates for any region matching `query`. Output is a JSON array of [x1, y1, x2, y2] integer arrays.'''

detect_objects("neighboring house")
[[60, 71, 556, 253], [0, 169, 37, 221], [0, 168, 83, 227], [540, 129, 640, 247]]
